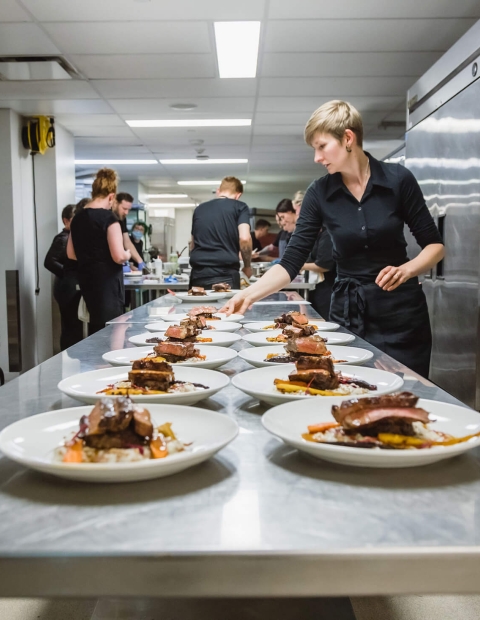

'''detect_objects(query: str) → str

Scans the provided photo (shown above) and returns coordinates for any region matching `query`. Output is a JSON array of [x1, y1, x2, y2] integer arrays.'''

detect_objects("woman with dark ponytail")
[[67, 168, 130, 334]]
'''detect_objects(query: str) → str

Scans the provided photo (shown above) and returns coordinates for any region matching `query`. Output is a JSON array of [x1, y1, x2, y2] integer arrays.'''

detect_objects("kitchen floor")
[[1, 596, 480, 619]]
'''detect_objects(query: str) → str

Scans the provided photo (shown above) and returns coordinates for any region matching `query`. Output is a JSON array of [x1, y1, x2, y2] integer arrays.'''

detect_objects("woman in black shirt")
[[222, 101, 444, 377], [303, 227, 336, 320], [67, 168, 130, 334]]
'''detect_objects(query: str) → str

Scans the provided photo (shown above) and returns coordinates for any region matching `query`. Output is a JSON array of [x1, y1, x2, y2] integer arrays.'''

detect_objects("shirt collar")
[[325, 152, 393, 200]]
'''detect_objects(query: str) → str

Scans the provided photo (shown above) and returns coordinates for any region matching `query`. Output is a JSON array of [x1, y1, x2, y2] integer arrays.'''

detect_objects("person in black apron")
[[303, 227, 336, 320], [68, 169, 131, 335], [223, 101, 444, 378]]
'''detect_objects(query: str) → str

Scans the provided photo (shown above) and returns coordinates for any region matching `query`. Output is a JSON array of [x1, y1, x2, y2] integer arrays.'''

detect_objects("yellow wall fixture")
[[21, 116, 55, 155]]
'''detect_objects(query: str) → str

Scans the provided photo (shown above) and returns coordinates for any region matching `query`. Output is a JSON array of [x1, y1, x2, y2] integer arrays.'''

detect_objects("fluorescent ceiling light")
[[148, 203, 195, 207], [214, 21, 260, 78], [178, 180, 247, 185], [75, 160, 158, 165], [147, 194, 188, 198], [127, 119, 251, 128], [160, 159, 247, 165]]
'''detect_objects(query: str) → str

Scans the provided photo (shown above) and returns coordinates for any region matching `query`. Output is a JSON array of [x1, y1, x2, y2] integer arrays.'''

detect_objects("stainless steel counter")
[[0, 298, 479, 598]]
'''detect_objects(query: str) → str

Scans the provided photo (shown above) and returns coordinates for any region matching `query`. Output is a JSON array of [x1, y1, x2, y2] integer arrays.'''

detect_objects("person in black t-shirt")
[[261, 199, 297, 259], [68, 169, 131, 334], [113, 193, 145, 270], [189, 176, 252, 289], [130, 221, 147, 265], [251, 219, 270, 254], [44, 204, 83, 350], [302, 227, 336, 319]]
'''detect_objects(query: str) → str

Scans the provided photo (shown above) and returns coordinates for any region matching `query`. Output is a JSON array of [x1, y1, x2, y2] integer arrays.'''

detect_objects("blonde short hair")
[[304, 100, 363, 148], [219, 176, 244, 194], [293, 190, 305, 204]]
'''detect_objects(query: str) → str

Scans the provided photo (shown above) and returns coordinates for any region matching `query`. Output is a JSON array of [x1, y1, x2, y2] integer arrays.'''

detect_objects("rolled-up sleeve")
[[280, 184, 323, 280], [400, 167, 443, 248]]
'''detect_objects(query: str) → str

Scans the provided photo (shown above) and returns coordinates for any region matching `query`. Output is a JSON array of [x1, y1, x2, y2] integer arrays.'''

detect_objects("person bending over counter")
[[67, 168, 131, 335], [189, 176, 252, 289], [222, 100, 444, 378]]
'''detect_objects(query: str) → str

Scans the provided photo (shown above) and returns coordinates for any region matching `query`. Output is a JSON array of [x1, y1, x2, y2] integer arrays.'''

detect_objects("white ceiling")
[[0, 0, 479, 204]]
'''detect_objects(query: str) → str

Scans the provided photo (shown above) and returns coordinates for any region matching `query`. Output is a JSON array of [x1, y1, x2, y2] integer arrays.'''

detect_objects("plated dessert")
[[55, 396, 187, 464]]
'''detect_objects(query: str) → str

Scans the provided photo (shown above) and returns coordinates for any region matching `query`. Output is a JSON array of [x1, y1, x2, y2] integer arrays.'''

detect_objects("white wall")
[[174, 208, 194, 257], [0, 111, 75, 380]]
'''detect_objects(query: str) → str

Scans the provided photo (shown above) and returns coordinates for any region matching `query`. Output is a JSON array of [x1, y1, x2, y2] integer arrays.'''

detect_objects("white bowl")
[[144, 321, 243, 333], [244, 320, 339, 333], [231, 364, 404, 406], [262, 398, 480, 468], [58, 366, 230, 405], [238, 345, 373, 368], [103, 345, 237, 370], [0, 405, 238, 482], [129, 331, 242, 348], [241, 330, 355, 347]]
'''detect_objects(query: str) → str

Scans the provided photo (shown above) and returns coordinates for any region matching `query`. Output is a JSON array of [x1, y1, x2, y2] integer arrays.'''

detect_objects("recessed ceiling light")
[[169, 103, 198, 111], [214, 22, 260, 78], [147, 194, 189, 198], [75, 160, 158, 165], [126, 119, 251, 128], [160, 159, 248, 165], [177, 180, 247, 186]]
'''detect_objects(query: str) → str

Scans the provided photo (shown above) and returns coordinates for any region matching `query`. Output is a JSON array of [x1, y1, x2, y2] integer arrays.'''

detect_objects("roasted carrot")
[[150, 438, 168, 459], [62, 439, 83, 463], [307, 422, 340, 434]]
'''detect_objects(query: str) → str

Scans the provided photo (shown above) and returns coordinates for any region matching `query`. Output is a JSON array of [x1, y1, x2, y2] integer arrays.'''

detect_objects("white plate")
[[162, 313, 244, 323], [58, 367, 230, 406], [262, 398, 480, 469], [206, 289, 241, 299], [0, 405, 238, 483], [244, 320, 339, 333], [231, 365, 403, 406], [238, 345, 373, 368], [103, 345, 237, 370], [242, 330, 355, 347], [129, 331, 242, 348], [144, 321, 243, 333], [124, 271, 143, 278], [176, 292, 227, 302]]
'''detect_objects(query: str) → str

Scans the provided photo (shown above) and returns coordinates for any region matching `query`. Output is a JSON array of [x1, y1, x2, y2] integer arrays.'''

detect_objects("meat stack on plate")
[[153, 321, 201, 363], [129, 358, 174, 391], [188, 286, 205, 296], [212, 282, 231, 292]]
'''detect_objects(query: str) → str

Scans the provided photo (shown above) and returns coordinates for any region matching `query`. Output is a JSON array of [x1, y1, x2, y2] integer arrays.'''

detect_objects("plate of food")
[[129, 331, 242, 348], [242, 330, 355, 347], [262, 393, 480, 468], [206, 287, 241, 299], [162, 311, 244, 323], [0, 399, 239, 482], [103, 345, 237, 370], [244, 311, 339, 333], [238, 344, 373, 368], [176, 286, 227, 302], [58, 365, 230, 405], [145, 321, 243, 333], [231, 362, 403, 406]]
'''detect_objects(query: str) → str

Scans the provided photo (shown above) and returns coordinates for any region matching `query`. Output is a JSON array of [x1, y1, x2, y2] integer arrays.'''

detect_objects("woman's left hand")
[[375, 264, 412, 292]]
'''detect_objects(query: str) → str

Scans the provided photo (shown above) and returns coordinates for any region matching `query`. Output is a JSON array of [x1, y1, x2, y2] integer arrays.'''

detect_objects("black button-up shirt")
[[281, 153, 442, 282]]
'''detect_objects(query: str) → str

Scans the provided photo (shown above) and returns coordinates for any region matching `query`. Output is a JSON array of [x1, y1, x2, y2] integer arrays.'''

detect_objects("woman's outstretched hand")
[[219, 291, 253, 316]]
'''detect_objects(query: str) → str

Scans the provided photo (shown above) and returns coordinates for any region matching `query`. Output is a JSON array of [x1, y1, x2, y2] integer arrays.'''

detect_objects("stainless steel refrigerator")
[[405, 20, 480, 408]]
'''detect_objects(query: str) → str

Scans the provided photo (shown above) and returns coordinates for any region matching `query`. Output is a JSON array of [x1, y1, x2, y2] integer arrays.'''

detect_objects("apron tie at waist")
[[332, 277, 366, 337]]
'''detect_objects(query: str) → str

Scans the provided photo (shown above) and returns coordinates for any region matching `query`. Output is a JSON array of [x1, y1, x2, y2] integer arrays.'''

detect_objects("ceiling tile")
[[70, 54, 215, 80], [75, 137, 144, 147], [259, 77, 414, 97], [269, 0, 480, 19], [43, 22, 211, 54], [0, 0, 32, 21], [24, 0, 265, 21], [261, 52, 443, 78], [69, 126, 135, 137], [109, 98, 256, 115], [0, 23, 60, 55], [256, 96, 404, 113], [75, 145, 151, 156], [55, 114, 125, 127], [0, 99, 112, 114], [94, 79, 257, 99], [0, 81, 101, 100], [264, 19, 478, 52]]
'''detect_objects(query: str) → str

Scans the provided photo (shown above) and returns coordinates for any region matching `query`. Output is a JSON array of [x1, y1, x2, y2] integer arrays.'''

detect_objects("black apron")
[[330, 275, 432, 377]]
